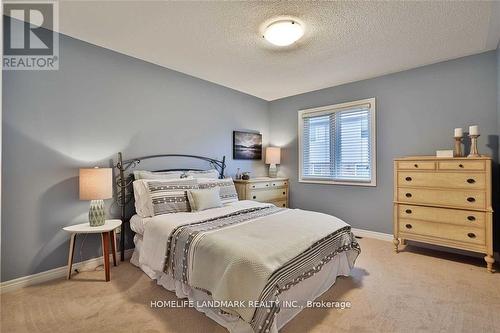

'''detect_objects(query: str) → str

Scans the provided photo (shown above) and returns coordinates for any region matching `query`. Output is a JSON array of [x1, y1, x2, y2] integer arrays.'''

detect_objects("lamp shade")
[[265, 147, 281, 165], [79, 168, 113, 200]]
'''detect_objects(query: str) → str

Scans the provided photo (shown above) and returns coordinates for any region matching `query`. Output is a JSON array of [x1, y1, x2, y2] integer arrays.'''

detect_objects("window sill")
[[298, 178, 377, 187]]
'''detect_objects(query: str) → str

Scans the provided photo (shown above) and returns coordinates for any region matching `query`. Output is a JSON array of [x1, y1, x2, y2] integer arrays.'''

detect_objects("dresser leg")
[[485, 255, 495, 273], [393, 238, 400, 253], [401, 239, 407, 246]]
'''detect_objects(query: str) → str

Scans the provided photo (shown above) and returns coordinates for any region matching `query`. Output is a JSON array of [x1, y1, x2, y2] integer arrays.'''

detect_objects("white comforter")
[[140, 200, 359, 331], [140, 201, 272, 272]]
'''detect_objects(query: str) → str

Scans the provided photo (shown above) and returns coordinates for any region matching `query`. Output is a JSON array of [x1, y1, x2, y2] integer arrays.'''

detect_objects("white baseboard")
[[1, 249, 134, 294], [351, 227, 392, 242]]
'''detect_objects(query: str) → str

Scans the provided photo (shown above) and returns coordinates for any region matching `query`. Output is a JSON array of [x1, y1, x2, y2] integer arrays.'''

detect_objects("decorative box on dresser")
[[393, 156, 494, 272], [234, 177, 289, 208]]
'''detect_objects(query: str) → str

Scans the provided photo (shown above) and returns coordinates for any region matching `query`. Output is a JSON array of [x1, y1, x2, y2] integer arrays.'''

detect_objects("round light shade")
[[264, 20, 304, 46]]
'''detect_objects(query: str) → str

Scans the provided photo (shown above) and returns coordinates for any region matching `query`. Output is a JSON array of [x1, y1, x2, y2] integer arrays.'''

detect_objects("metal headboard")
[[114, 152, 226, 261]]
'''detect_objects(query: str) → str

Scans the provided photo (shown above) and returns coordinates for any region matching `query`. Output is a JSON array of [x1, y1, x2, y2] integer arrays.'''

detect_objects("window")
[[298, 98, 376, 186]]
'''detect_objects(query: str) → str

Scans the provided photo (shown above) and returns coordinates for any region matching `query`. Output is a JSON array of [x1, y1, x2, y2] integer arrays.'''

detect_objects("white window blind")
[[299, 98, 376, 186]]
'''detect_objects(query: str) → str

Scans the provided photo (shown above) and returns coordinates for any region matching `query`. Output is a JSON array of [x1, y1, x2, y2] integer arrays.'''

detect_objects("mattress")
[[131, 234, 352, 333], [130, 214, 151, 235]]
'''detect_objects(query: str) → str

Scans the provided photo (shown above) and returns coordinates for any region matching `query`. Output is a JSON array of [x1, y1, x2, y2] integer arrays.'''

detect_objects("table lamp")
[[265, 147, 281, 178], [79, 167, 112, 226]]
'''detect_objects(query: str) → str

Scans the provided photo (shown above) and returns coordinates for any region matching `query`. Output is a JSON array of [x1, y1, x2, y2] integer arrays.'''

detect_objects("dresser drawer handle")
[[405, 177, 412, 181], [252, 196, 256, 199], [414, 164, 418, 168], [405, 209, 412, 214], [266, 184, 269, 187], [282, 203, 286, 207], [282, 191, 286, 195], [467, 215, 476, 221], [459, 164, 464, 168], [405, 224, 412, 229], [252, 185, 255, 188], [466, 178, 475, 184], [405, 193, 412, 198], [273, 184, 276, 186], [466, 197, 475, 203], [467, 233, 476, 239]]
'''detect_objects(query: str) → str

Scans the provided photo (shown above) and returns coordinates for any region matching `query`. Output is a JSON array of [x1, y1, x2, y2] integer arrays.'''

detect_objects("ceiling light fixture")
[[263, 20, 304, 46]]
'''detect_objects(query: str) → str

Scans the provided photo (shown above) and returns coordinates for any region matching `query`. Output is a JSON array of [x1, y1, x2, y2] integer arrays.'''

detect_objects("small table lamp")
[[79, 167, 112, 227], [265, 147, 281, 178]]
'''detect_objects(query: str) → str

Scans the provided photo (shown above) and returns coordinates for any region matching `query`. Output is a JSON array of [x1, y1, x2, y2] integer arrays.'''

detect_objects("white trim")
[[351, 227, 392, 242], [298, 98, 377, 187], [0, 249, 134, 293], [350, 228, 500, 261]]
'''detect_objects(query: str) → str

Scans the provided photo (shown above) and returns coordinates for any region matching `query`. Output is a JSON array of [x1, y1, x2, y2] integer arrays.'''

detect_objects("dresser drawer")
[[438, 160, 485, 171], [247, 182, 271, 190], [398, 204, 485, 228], [399, 219, 485, 245], [397, 188, 485, 209], [249, 188, 287, 202], [397, 161, 435, 170], [398, 172, 485, 189]]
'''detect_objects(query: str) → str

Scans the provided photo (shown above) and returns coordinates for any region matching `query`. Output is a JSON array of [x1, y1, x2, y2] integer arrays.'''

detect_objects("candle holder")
[[453, 136, 463, 157], [467, 134, 481, 158]]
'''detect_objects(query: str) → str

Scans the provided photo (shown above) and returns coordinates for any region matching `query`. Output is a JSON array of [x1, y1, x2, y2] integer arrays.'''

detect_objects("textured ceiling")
[[34, 1, 500, 100]]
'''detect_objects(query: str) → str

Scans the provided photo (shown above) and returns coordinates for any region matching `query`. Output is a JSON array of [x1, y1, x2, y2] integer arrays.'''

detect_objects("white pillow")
[[197, 178, 239, 204], [186, 169, 220, 179], [133, 177, 195, 217], [133, 170, 183, 180], [187, 188, 223, 212]]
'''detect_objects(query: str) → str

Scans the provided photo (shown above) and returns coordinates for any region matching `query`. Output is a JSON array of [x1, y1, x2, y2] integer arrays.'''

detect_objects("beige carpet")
[[1, 238, 499, 333]]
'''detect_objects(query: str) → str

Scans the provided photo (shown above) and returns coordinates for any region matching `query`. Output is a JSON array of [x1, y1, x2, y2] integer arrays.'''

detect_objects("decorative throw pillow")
[[197, 178, 238, 204], [133, 170, 184, 180], [186, 169, 220, 179], [147, 179, 198, 215], [187, 188, 223, 212], [133, 178, 197, 217]]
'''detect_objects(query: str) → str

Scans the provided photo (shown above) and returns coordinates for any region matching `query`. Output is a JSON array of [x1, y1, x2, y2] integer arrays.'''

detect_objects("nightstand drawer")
[[397, 172, 485, 189], [270, 180, 288, 188], [398, 204, 485, 227], [438, 160, 485, 171], [399, 219, 485, 245], [397, 188, 485, 209], [250, 188, 287, 201], [247, 182, 271, 190], [271, 200, 288, 208], [397, 161, 435, 170]]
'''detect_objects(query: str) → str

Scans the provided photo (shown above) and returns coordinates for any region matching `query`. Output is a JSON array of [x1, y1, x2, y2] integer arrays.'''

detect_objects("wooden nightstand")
[[234, 177, 289, 208], [63, 219, 122, 281]]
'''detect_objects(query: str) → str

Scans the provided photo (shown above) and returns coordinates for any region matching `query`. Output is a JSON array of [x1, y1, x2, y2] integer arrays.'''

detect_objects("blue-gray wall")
[[269, 51, 499, 236], [3, 31, 499, 282], [1, 34, 269, 282]]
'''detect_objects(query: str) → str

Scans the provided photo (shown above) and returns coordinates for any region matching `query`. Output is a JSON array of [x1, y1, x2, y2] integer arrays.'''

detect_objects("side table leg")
[[67, 233, 76, 280], [110, 230, 117, 266], [101, 232, 111, 281]]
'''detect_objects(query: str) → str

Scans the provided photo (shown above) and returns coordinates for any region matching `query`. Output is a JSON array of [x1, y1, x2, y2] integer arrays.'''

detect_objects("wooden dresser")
[[234, 177, 289, 208], [393, 156, 494, 272]]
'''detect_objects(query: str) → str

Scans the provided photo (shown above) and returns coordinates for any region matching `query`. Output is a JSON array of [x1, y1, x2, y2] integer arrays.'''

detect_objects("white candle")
[[454, 128, 463, 137], [469, 125, 479, 136]]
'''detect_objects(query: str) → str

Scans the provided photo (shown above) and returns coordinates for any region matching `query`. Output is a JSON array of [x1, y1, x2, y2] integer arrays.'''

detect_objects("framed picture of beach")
[[233, 131, 262, 160]]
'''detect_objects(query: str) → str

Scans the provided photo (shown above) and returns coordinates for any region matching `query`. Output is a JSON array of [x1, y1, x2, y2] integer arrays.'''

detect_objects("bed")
[[115, 153, 360, 333]]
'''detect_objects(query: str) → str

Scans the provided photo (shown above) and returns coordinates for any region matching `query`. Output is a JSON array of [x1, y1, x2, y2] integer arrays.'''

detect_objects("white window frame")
[[298, 98, 376, 186]]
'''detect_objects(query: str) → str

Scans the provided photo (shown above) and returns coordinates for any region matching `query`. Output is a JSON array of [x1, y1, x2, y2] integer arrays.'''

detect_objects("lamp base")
[[268, 164, 278, 178], [89, 200, 105, 227]]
